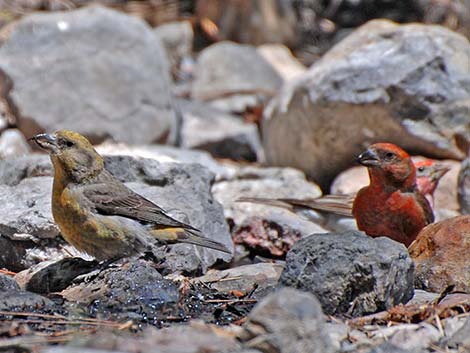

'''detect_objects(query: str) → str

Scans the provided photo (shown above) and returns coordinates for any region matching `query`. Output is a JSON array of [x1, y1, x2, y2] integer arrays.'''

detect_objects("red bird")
[[238, 143, 436, 246], [238, 160, 447, 217], [352, 143, 434, 246]]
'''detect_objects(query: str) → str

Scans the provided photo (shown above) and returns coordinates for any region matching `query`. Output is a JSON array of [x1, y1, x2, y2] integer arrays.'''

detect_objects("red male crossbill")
[[352, 143, 434, 246], [30, 130, 230, 261], [239, 143, 438, 247]]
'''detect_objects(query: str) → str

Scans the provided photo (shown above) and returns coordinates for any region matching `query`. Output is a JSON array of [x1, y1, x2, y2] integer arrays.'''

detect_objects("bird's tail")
[[236, 197, 296, 211], [237, 195, 354, 217], [150, 227, 231, 254]]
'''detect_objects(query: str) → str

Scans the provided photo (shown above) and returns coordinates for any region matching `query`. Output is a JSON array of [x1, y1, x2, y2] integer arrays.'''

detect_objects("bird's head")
[[415, 159, 450, 196], [30, 130, 104, 182], [356, 143, 415, 189]]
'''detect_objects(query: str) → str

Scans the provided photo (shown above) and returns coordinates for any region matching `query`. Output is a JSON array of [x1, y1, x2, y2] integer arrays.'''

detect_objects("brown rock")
[[410, 215, 470, 292]]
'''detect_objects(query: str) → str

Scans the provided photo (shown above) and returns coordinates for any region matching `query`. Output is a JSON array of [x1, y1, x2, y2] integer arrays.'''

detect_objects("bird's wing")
[[415, 191, 435, 225], [389, 190, 435, 225], [81, 182, 197, 231]]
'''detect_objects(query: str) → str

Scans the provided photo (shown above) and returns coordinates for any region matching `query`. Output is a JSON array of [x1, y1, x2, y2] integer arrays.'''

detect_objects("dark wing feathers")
[[414, 191, 435, 225], [82, 182, 198, 231]]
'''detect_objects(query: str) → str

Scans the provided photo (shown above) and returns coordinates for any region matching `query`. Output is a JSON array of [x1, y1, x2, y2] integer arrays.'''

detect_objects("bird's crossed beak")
[[356, 149, 380, 167], [429, 164, 451, 182], [28, 133, 58, 152]]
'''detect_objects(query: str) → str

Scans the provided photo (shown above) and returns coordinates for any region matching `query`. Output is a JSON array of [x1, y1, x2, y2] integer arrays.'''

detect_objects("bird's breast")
[[352, 187, 428, 246], [52, 188, 93, 244]]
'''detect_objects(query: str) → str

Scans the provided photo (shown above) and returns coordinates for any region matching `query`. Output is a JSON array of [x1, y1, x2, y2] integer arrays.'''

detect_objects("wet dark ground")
[[0, 263, 258, 340]]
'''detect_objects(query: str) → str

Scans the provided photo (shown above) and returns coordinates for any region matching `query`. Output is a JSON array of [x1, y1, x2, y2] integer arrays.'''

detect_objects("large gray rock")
[[191, 41, 283, 112], [239, 287, 335, 353], [0, 6, 177, 145], [263, 20, 470, 189], [0, 154, 233, 273], [178, 99, 262, 161], [279, 231, 414, 316]]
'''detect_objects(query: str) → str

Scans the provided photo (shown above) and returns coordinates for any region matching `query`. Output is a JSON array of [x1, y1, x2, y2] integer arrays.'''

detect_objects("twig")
[[434, 313, 444, 337], [34, 329, 93, 337], [11, 319, 124, 327], [245, 283, 259, 299], [0, 335, 70, 348], [0, 268, 16, 276], [203, 299, 257, 304], [216, 276, 243, 283], [429, 344, 449, 353], [0, 311, 67, 320], [433, 285, 455, 305], [347, 311, 389, 326], [0, 311, 126, 328]]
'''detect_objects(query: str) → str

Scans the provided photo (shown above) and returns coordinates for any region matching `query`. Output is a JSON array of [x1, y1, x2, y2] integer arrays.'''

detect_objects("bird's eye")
[[64, 140, 74, 148], [417, 166, 425, 172], [385, 152, 395, 159]]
